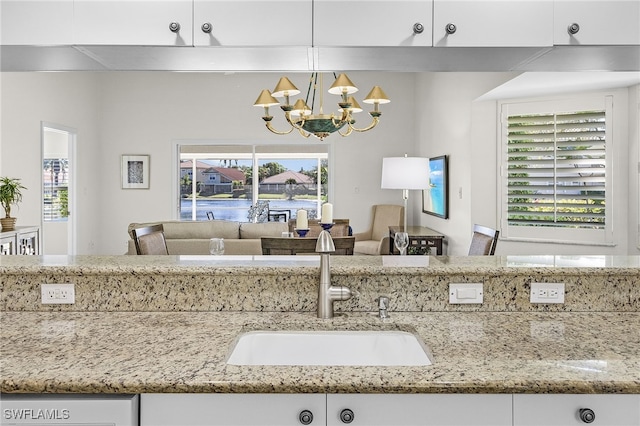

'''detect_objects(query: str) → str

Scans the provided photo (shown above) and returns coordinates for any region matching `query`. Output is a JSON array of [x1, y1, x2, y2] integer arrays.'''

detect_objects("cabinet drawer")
[[141, 393, 326, 426], [0, 0, 73, 45], [194, 0, 312, 46], [514, 394, 640, 425], [74, 0, 193, 46], [433, 0, 553, 47], [314, 0, 433, 47], [554, 0, 640, 45], [326, 394, 512, 426]]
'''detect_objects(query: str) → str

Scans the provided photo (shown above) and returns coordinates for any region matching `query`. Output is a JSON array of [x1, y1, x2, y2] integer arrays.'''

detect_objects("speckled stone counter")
[[1, 255, 639, 312], [2, 311, 639, 394], [1, 255, 639, 395]]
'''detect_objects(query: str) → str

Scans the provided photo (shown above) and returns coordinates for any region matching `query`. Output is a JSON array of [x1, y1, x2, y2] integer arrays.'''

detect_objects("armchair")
[[353, 204, 404, 255]]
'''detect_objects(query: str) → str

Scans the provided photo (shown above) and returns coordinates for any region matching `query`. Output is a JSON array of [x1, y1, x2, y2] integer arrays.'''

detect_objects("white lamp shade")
[[381, 157, 430, 190]]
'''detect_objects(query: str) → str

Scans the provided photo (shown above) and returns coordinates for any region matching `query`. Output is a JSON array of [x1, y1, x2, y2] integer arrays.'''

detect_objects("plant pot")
[[0, 217, 17, 231]]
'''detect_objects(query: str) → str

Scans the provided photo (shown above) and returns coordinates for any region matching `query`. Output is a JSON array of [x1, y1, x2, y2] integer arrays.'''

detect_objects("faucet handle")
[[377, 296, 389, 319], [378, 296, 389, 309]]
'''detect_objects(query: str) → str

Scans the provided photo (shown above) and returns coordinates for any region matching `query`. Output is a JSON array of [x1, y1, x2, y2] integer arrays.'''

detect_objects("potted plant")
[[0, 177, 26, 231]]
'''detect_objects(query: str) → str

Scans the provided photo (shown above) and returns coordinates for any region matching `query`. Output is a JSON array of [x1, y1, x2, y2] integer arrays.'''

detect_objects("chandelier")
[[253, 73, 390, 141]]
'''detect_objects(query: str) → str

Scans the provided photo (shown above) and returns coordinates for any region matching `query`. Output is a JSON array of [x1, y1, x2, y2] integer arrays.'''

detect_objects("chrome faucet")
[[315, 230, 352, 319]]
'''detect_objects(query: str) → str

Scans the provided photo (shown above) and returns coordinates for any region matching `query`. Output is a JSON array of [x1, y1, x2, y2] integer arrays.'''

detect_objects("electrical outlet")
[[530, 283, 565, 304], [41, 283, 75, 304]]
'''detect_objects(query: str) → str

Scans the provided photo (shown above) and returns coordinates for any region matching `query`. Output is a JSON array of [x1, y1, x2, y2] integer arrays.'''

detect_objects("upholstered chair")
[[353, 204, 404, 255]]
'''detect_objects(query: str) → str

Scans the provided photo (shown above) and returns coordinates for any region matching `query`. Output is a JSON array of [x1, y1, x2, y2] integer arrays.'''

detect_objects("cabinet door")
[[554, 0, 640, 45], [514, 394, 640, 425], [193, 0, 312, 46], [314, 0, 432, 47], [0, 0, 73, 45], [74, 0, 193, 46], [141, 393, 326, 426], [326, 394, 512, 426], [433, 0, 553, 47]]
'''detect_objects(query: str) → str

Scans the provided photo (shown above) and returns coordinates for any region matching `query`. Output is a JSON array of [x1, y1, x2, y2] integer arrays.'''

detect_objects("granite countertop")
[[2, 310, 639, 394]]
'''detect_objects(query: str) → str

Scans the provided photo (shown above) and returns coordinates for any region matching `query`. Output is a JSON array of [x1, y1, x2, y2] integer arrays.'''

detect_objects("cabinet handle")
[[340, 408, 354, 424], [413, 22, 424, 34], [445, 23, 457, 35], [201, 22, 213, 33], [299, 409, 313, 425], [169, 22, 181, 33], [579, 408, 595, 423], [568, 22, 580, 35]]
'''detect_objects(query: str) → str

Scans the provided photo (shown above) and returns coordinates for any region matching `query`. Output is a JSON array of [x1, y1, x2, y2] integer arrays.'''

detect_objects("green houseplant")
[[0, 177, 26, 231]]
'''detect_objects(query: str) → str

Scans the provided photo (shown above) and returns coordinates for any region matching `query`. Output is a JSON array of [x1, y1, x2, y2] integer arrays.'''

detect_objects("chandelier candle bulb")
[[296, 209, 308, 229], [321, 203, 333, 224]]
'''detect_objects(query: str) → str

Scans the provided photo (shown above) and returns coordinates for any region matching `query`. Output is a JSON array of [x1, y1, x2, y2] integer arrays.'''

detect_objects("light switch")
[[449, 283, 483, 304]]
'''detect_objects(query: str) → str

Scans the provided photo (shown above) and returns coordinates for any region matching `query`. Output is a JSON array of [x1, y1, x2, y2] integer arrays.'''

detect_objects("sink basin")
[[226, 330, 432, 366]]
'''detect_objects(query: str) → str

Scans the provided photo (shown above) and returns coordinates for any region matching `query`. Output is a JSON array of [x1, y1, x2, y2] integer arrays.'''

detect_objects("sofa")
[[127, 220, 289, 255]]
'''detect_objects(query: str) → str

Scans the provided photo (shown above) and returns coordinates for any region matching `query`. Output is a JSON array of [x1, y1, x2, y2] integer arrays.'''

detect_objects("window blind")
[[506, 110, 606, 229]]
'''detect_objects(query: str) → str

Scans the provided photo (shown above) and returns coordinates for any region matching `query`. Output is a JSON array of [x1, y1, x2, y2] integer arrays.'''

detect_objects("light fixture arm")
[[345, 115, 381, 133], [263, 120, 294, 135]]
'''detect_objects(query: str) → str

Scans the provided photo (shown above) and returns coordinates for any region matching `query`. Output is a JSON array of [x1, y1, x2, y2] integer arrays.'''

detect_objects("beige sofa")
[[127, 220, 288, 255]]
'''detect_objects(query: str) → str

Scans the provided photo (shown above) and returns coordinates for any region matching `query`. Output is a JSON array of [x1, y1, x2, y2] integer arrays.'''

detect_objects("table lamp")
[[381, 155, 430, 231]]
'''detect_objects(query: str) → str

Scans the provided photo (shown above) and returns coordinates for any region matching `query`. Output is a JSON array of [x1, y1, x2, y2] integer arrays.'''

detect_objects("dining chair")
[[261, 236, 355, 255], [131, 224, 169, 255], [468, 224, 499, 255]]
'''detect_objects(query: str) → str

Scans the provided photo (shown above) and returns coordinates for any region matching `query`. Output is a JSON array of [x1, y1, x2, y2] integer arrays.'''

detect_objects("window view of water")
[[180, 199, 320, 222]]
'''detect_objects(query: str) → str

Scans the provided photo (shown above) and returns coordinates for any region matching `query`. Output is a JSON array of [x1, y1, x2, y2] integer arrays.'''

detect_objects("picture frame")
[[121, 155, 150, 189], [422, 155, 448, 219]]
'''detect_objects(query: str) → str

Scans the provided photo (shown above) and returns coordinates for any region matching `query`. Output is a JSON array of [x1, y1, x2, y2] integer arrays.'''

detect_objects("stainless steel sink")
[[226, 330, 432, 366]]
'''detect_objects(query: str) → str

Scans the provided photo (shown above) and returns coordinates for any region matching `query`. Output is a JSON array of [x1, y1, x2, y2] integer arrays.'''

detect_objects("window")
[[499, 96, 613, 245], [178, 144, 329, 222]]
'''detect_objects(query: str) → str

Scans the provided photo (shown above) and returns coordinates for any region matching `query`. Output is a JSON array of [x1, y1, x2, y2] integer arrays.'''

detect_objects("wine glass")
[[209, 238, 225, 255], [394, 232, 409, 256]]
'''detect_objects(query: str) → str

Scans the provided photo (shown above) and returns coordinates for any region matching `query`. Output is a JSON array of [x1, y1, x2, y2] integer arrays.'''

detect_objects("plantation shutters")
[[500, 96, 613, 244]]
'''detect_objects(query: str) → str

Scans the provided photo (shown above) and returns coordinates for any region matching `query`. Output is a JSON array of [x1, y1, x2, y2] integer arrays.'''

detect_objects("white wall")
[[0, 72, 102, 254], [414, 72, 640, 256], [1, 71, 637, 255], [414, 72, 516, 255]]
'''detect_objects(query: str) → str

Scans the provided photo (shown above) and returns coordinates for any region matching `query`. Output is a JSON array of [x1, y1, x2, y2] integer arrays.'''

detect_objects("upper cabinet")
[[193, 0, 312, 46], [313, 0, 433, 47], [433, 0, 553, 47], [74, 0, 193, 45], [0, 0, 73, 45], [554, 0, 640, 45]]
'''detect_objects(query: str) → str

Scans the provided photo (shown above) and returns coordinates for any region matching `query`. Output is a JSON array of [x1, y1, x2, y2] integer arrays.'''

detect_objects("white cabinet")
[[433, 0, 553, 47], [141, 393, 327, 426], [326, 394, 512, 426], [193, 0, 312, 46], [73, 0, 193, 45], [0, 0, 73, 45], [554, 0, 640, 45], [513, 394, 640, 426], [313, 0, 432, 47]]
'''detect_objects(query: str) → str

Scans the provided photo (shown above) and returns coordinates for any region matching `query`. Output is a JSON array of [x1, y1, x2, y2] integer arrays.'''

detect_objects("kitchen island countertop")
[[2, 310, 639, 394]]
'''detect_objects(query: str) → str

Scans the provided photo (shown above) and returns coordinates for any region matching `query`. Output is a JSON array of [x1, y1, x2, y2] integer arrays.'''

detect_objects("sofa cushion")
[[240, 222, 288, 239], [129, 220, 240, 240]]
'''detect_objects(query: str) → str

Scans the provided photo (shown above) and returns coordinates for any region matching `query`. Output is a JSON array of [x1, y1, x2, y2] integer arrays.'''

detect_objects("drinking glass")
[[209, 238, 225, 255], [394, 232, 409, 256]]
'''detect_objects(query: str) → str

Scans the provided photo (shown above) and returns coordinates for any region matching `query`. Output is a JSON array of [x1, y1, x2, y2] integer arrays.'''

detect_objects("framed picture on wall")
[[422, 155, 448, 219], [121, 155, 150, 189]]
